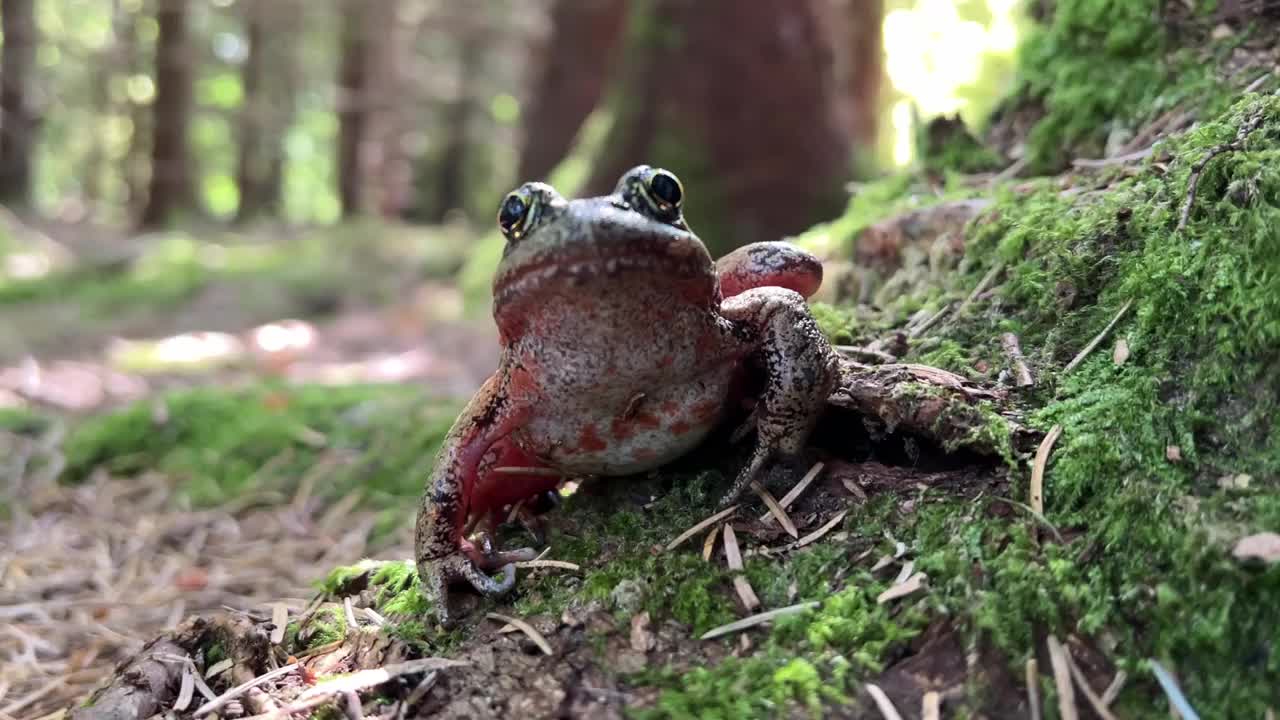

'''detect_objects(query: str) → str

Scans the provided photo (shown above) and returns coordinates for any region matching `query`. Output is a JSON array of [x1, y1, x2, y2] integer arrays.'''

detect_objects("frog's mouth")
[[492, 237, 715, 314]]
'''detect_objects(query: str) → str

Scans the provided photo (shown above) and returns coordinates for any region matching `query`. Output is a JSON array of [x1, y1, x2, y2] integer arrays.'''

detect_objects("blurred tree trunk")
[[140, 0, 195, 229], [427, 28, 483, 223], [516, 0, 628, 182], [236, 0, 297, 222], [826, 0, 885, 169], [0, 0, 37, 207], [586, 0, 851, 254], [336, 0, 400, 218], [84, 0, 124, 214], [119, 1, 149, 221]]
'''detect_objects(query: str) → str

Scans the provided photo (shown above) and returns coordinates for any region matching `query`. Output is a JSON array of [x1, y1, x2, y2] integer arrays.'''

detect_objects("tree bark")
[[140, 0, 196, 229], [0, 0, 37, 207], [516, 0, 628, 183], [428, 29, 483, 223], [826, 0, 885, 161], [585, 0, 852, 255], [235, 0, 297, 222], [336, 0, 399, 218]]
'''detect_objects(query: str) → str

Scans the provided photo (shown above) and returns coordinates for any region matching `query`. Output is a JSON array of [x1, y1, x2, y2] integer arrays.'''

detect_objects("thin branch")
[[1177, 105, 1269, 232], [1063, 300, 1133, 375]]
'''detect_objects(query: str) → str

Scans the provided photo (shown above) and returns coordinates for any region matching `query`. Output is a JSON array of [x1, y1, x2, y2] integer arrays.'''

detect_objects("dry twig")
[[1030, 424, 1064, 516], [486, 613, 553, 656], [1001, 332, 1034, 387], [758, 462, 824, 524], [666, 506, 739, 551], [1046, 636, 1079, 720], [699, 601, 820, 640], [1178, 103, 1270, 232], [1027, 658, 1042, 720], [722, 525, 760, 611], [865, 683, 905, 720], [1063, 300, 1134, 375], [751, 482, 798, 538], [1065, 650, 1119, 720]]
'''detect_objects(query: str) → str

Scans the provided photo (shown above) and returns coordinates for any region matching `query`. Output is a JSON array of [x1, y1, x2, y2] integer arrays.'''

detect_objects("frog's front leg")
[[717, 286, 839, 507], [415, 367, 540, 626]]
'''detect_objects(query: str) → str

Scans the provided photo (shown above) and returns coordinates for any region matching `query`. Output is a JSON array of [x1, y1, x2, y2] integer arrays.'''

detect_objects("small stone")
[[1218, 474, 1252, 490], [1165, 445, 1182, 462], [1233, 532, 1280, 564], [609, 579, 648, 614]]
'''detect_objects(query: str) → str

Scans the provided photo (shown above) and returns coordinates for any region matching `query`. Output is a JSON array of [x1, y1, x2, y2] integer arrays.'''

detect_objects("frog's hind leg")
[[716, 241, 824, 299], [717, 286, 838, 507]]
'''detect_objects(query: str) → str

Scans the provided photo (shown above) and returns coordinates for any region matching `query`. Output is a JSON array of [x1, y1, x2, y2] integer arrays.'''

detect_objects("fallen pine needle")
[[1100, 670, 1127, 707], [666, 505, 739, 551], [342, 596, 359, 631], [877, 573, 926, 604], [1149, 659, 1200, 720], [921, 690, 941, 720], [758, 462, 824, 524], [194, 663, 299, 717], [1063, 300, 1133, 375], [487, 613, 553, 655], [1046, 636, 1079, 720], [1001, 332, 1034, 387], [865, 683, 905, 720], [1065, 649, 1119, 720], [271, 604, 288, 644], [702, 524, 720, 561], [751, 482, 798, 538], [786, 510, 848, 552], [722, 524, 760, 611], [513, 559, 580, 572], [174, 669, 195, 712], [699, 601, 819, 640], [243, 659, 466, 720], [1027, 658, 1042, 720], [0, 678, 65, 717], [1030, 425, 1063, 516]]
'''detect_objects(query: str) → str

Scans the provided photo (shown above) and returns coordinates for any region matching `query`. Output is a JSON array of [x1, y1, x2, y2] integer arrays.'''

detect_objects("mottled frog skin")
[[415, 166, 838, 624]]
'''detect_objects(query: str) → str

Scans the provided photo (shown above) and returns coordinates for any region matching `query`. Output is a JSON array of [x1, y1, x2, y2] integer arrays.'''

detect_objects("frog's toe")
[[456, 556, 517, 596]]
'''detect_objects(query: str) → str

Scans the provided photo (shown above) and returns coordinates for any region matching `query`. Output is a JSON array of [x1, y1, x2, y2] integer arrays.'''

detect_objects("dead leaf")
[[1112, 338, 1130, 365], [1232, 532, 1280, 564], [630, 612, 655, 652], [876, 573, 926, 604]]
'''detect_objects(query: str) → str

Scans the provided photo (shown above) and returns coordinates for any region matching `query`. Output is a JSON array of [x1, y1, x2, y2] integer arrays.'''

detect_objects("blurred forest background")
[[0, 0, 1022, 407]]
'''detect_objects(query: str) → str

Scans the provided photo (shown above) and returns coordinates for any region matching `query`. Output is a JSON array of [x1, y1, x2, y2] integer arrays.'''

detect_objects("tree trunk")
[[118, 1, 149, 222], [140, 0, 195, 229], [826, 0, 885, 167], [428, 30, 483, 223], [585, 0, 852, 255], [336, 0, 399, 218], [235, 0, 297, 222], [0, 0, 37, 207], [516, 0, 628, 182]]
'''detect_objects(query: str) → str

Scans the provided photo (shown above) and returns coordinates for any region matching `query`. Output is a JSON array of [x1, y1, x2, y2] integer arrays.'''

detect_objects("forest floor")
[[5, 7, 1280, 718]]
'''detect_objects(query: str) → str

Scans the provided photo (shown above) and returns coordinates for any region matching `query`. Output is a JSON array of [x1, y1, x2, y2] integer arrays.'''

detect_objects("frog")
[[416, 165, 840, 624]]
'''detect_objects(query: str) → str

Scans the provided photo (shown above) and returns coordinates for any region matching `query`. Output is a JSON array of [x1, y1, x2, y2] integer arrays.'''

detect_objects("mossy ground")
[[37, 3, 1280, 716]]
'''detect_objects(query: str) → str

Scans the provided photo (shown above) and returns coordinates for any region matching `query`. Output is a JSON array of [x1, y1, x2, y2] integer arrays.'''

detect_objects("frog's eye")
[[498, 189, 532, 240], [645, 169, 683, 213]]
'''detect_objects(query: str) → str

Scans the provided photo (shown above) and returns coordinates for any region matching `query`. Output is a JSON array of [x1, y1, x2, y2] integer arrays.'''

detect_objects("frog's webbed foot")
[[717, 286, 838, 509]]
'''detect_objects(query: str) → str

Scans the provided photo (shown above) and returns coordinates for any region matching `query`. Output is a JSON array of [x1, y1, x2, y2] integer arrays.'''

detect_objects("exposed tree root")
[[829, 359, 1035, 457]]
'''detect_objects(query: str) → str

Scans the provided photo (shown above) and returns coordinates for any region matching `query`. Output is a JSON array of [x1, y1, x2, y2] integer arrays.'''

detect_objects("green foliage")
[[1013, 0, 1234, 170], [61, 383, 459, 514]]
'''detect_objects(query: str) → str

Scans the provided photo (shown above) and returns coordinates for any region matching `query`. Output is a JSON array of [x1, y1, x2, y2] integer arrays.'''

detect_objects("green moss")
[[305, 606, 348, 649], [1013, 0, 1237, 170], [61, 383, 459, 513]]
